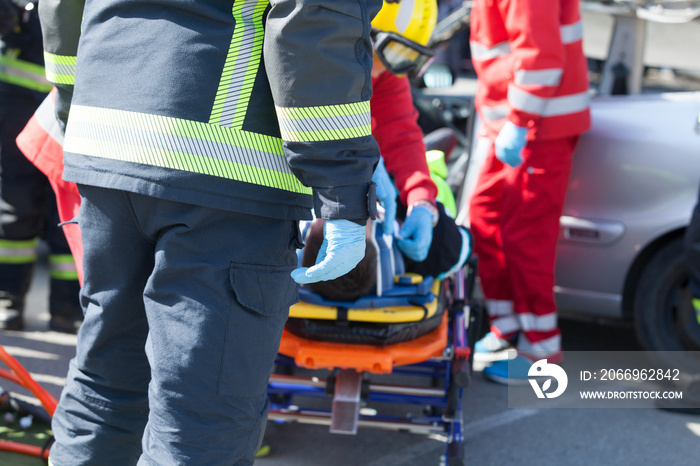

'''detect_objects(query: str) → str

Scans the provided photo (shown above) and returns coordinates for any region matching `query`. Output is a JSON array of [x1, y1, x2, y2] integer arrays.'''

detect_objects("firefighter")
[[0, 0, 81, 333], [467, 0, 591, 382], [38, 0, 382, 464]]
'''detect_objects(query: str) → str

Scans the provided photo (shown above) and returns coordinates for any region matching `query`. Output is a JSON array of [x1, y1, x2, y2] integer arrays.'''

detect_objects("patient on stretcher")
[[301, 202, 472, 302]]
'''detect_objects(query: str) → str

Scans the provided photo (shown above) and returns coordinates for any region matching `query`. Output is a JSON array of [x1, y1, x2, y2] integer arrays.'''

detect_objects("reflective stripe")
[[693, 298, 700, 324], [560, 21, 583, 44], [487, 299, 514, 317], [469, 40, 511, 61], [480, 104, 509, 122], [514, 68, 563, 87], [64, 105, 311, 194], [517, 312, 558, 332], [275, 101, 372, 142], [49, 254, 79, 281], [209, 0, 267, 128], [43, 52, 76, 85], [0, 238, 39, 264], [492, 315, 521, 335], [471, 20, 582, 63], [0, 53, 52, 92], [517, 333, 561, 354], [508, 85, 590, 117]]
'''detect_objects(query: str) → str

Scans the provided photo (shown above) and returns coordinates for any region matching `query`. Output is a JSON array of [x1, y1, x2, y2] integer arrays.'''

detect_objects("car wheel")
[[633, 237, 700, 372]]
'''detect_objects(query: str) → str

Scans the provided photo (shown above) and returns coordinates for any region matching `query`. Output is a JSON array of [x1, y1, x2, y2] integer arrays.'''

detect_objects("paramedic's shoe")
[[482, 355, 532, 385], [474, 328, 515, 362]]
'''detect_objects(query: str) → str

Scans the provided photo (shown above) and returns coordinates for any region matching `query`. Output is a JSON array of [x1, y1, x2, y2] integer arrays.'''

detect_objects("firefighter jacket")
[[39, 0, 382, 222], [469, 0, 591, 141], [0, 1, 52, 95]]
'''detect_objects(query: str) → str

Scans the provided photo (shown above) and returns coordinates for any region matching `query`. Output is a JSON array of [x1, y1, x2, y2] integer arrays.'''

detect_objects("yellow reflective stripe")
[[275, 101, 372, 142], [49, 254, 79, 280], [43, 52, 77, 85], [693, 298, 700, 324], [210, 0, 267, 128], [0, 238, 39, 264], [0, 54, 52, 92], [65, 105, 312, 194]]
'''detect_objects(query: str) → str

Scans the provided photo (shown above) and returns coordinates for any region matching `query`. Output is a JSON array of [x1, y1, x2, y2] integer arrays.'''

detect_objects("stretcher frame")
[[267, 257, 482, 466]]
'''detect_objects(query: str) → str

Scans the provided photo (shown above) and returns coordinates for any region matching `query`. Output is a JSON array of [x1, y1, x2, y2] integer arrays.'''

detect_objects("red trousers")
[[469, 136, 579, 359]]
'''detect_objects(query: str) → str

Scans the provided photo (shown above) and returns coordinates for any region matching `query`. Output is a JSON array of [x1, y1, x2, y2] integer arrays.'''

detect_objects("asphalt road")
[[2, 257, 700, 466]]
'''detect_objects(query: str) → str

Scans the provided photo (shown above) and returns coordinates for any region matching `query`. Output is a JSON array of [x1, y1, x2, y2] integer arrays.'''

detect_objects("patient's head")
[[301, 219, 377, 302]]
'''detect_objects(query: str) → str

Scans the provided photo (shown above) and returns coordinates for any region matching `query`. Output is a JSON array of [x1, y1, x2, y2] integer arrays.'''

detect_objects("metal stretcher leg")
[[330, 370, 363, 435]]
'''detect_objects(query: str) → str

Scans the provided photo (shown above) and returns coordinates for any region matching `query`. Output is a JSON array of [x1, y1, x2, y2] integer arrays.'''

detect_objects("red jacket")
[[371, 71, 437, 207], [470, 0, 591, 141], [16, 89, 84, 284]]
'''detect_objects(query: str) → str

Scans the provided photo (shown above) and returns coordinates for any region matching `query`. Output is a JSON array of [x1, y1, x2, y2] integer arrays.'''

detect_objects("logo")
[[528, 359, 568, 399]]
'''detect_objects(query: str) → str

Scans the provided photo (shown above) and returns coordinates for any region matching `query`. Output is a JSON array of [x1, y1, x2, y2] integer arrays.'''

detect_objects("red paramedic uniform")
[[468, 0, 591, 360], [371, 70, 437, 207]]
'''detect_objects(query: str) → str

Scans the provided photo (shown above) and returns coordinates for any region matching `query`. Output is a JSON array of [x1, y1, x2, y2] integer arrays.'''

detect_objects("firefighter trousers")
[[49, 184, 302, 466]]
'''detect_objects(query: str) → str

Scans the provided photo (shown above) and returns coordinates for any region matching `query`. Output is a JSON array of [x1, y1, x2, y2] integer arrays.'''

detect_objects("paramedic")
[[39, 1, 382, 464], [0, 0, 81, 333], [467, 0, 591, 383]]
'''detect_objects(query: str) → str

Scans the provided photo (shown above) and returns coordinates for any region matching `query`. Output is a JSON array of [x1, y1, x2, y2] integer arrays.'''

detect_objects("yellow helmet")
[[371, 0, 438, 47]]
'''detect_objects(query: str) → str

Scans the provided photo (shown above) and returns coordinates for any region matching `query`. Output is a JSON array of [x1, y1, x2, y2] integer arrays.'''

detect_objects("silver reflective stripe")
[[209, 0, 266, 128], [518, 312, 558, 332], [64, 105, 312, 194], [518, 333, 561, 354], [508, 85, 590, 117], [34, 93, 64, 145], [469, 40, 511, 61], [472, 20, 582, 64], [514, 68, 563, 87], [276, 102, 372, 143], [560, 21, 583, 44], [480, 104, 509, 122], [492, 315, 521, 335]]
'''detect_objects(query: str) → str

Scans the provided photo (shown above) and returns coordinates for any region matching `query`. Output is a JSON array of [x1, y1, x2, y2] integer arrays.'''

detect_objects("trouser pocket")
[[218, 263, 298, 396]]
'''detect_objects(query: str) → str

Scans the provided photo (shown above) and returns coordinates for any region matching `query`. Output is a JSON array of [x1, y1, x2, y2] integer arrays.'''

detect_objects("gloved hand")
[[291, 219, 366, 284], [494, 121, 528, 168], [372, 157, 398, 236], [397, 206, 434, 262]]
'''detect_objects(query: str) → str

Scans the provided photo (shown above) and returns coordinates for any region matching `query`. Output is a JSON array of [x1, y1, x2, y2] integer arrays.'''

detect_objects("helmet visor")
[[371, 29, 435, 78]]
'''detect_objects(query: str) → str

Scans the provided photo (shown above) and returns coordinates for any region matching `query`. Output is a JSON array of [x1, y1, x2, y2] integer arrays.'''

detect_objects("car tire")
[[633, 237, 700, 373]]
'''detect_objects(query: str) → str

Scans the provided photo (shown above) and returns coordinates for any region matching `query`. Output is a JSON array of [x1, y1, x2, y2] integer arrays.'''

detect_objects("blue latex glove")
[[372, 158, 398, 236], [291, 219, 366, 284], [397, 206, 434, 262], [494, 121, 528, 168]]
